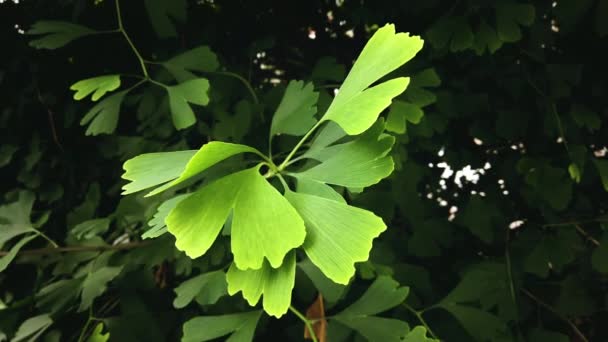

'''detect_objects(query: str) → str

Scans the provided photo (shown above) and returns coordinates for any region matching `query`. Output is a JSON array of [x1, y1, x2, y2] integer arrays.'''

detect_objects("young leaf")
[[296, 120, 395, 188], [285, 191, 386, 284], [79, 266, 123, 311], [163, 46, 219, 81], [144, 194, 190, 239], [181, 311, 262, 342], [167, 78, 211, 129], [270, 80, 319, 137], [27, 21, 96, 49], [226, 252, 296, 317], [173, 270, 227, 308], [80, 91, 127, 136], [166, 166, 306, 269], [70, 75, 121, 101], [146, 141, 264, 196], [144, 0, 186, 38], [11, 314, 53, 342], [319, 24, 423, 135]]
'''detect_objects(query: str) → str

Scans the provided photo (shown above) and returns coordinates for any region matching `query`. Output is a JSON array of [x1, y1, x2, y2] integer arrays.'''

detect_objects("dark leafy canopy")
[[1, 0, 608, 341]]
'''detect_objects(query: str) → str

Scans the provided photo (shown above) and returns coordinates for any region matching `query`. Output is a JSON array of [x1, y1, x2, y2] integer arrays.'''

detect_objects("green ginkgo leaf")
[[270, 80, 319, 137], [173, 270, 227, 308], [80, 91, 127, 136], [163, 46, 219, 82], [146, 141, 264, 196], [143, 194, 190, 239], [226, 252, 296, 317], [144, 0, 186, 38], [79, 266, 123, 311], [297, 120, 395, 188], [496, 3, 535, 43], [320, 24, 423, 135], [11, 314, 53, 342], [182, 311, 262, 342], [122, 150, 197, 195], [166, 166, 306, 269], [70, 75, 121, 101], [27, 21, 96, 49], [0, 234, 38, 273], [386, 100, 424, 134], [285, 191, 386, 284], [167, 78, 210, 130]]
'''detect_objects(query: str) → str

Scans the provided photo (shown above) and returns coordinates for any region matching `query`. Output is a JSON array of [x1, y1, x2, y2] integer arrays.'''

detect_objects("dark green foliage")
[[1, 0, 607, 341]]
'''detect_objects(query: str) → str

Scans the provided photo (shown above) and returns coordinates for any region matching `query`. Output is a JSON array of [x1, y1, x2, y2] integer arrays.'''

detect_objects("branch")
[[0, 241, 148, 257], [521, 288, 589, 342]]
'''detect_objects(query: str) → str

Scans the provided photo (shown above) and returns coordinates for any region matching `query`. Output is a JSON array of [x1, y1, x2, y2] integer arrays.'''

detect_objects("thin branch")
[[574, 224, 601, 246], [34, 84, 64, 152], [505, 229, 523, 341], [402, 303, 439, 340], [289, 305, 318, 342], [0, 241, 148, 257], [115, 0, 149, 78], [521, 288, 589, 342]]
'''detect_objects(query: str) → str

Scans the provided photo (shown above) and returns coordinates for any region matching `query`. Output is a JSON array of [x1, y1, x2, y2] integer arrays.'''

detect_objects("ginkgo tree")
[[121, 24, 424, 318]]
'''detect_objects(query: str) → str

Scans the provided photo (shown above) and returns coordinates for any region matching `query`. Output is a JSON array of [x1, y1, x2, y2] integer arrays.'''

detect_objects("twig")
[[289, 305, 318, 342], [115, 0, 149, 78], [505, 229, 523, 341], [574, 224, 601, 246], [34, 83, 64, 152], [521, 288, 589, 342], [0, 241, 148, 257], [402, 303, 439, 340]]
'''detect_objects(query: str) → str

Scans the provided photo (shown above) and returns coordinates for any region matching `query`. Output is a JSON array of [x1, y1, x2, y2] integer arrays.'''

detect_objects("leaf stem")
[[521, 288, 589, 342], [278, 120, 323, 171], [211, 71, 259, 105], [402, 303, 438, 340], [289, 305, 318, 342], [115, 0, 149, 79], [32, 228, 59, 248]]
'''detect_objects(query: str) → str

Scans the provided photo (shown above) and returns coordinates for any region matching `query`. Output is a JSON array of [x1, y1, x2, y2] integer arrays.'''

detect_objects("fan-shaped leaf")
[[270, 80, 319, 137], [28, 21, 95, 49], [167, 78, 211, 129], [70, 75, 121, 101]]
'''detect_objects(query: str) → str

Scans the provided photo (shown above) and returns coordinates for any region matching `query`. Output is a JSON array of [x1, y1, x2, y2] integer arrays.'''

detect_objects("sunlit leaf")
[[143, 195, 190, 239], [167, 166, 305, 269], [147, 141, 263, 196], [70, 75, 121, 101], [270, 80, 318, 137], [320, 24, 423, 135], [296, 120, 394, 188], [286, 191, 386, 284], [227, 253, 296, 317], [122, 150, 196, 195], [87, 323, 110, 342], [27, 21, 95, 49]]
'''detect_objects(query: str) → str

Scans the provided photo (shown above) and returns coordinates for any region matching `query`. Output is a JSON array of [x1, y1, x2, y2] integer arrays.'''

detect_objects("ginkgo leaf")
[[226, 253, 296, 317], [403, 326, 438, 342], [79, 266, 123, 311], [385, 100, 424, 134], [285, 191, 386, 284], [495, 3, 535, 42], [298, 258, 346, 303], [173, 270, 226, 308], [167, 78, 211, 129], [122, 150, 197, 195], [337, 316, 410, 342], [163, 46, 219, 82], [182, 311, 262, 342], [270, 80, 319, 137], [144, 0, 186, 38], [11, 314, 53, 342], [441, 304, 507, 341], [166, 166, 306, 269], [296, 178, 346, 204], [143, 194, 189, 239], [80, 91, 127, 136], [71, 218, 111, 240], [87, 323, 110, 342], [0, 191, 36, 248], [593, 159, 608, 191], [337, 276, 409, 316], [146, 141, 264, 196], [319, 24, 423, 135], [70, 75, 121, 101], [0, 234, 37, 273], [27, 21, 95, 49], [312, 56, 346, 83], [296, 120, 395, 188]]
